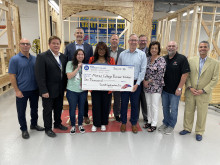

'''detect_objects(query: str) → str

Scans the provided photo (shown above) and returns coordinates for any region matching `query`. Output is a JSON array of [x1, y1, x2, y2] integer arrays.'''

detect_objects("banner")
[[82, 64, 134, 91]]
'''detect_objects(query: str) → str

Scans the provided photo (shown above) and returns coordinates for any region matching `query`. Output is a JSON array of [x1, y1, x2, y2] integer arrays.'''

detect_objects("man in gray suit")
[[64, 27, 93, 124], [138, 34, 149, 123], [108, 34, 124, 122]]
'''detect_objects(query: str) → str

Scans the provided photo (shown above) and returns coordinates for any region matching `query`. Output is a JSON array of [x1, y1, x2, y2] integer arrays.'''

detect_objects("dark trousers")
[[138, 81, 148, 121], [121, 85, 141, 125], [91, 91, 111, 127], [42, 94, 64, 131], [16, 90, 39, 131], [109, 91, 121, 117], [84, 97, 89, 117]]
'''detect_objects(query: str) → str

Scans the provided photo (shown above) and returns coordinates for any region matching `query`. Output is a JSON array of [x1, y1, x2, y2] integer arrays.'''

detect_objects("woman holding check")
[[89, 42, 115, 132], [66, 49, 88, 134]]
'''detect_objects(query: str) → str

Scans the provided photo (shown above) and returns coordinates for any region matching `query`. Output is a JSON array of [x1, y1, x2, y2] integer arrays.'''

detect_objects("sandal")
[[143, 123, 151, 129], [147, 126, 157, 132]]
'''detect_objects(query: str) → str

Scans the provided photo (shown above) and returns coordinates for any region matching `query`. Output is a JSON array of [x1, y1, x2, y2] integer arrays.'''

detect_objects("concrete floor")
[[0, 89, 220, 165]]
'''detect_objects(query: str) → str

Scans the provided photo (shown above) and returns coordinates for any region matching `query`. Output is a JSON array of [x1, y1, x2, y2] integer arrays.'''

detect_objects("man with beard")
[[64, 27, 93, 124], [158, 41, 190, 135]]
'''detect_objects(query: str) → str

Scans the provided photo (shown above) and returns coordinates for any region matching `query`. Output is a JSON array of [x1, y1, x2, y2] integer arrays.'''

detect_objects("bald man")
[[159, 41, 190, 135], [9, 38, 44, 139]]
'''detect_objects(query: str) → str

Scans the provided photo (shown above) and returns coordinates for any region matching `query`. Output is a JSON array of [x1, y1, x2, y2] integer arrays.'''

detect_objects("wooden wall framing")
[[60, 0, 154, 49], [156, 3, 220, 104], [0, 0, 21, 95]]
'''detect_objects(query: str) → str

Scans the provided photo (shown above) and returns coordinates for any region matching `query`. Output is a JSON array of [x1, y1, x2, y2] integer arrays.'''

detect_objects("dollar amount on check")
[[82, 64, 134, 91]]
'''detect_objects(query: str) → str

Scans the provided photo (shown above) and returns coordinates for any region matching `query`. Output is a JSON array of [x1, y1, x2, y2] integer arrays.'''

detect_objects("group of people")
[[9, 27, 219, 142]]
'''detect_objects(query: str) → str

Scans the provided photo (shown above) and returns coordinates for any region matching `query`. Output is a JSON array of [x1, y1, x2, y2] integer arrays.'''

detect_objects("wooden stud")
[[0, 49, 6, 75], [175, 13, 181, 45], [208, 7, 217, 48], [182, 9, 190, 55]]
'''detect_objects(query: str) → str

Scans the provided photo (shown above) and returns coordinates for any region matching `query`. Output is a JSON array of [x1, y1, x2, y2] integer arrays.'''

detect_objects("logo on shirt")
[[84, 65, 89, 70], [173, 61, 178, 66]]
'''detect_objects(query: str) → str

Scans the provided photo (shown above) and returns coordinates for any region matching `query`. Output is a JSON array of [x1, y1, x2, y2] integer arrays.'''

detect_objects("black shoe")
[[54, 124, 68, 130], [115, 116, 121, 122], [45, 130, 56, 137], [22, 131, 30, 139], [30, 125, 45, 131]]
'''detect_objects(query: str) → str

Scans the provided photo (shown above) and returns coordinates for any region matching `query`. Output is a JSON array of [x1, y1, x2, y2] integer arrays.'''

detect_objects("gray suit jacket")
[[108, 46, 125, 64]]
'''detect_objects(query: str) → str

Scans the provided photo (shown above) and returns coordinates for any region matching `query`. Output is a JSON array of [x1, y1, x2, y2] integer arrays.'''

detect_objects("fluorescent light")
[[48, 0, 59, 14], [169, 11, 175, 13], [182, 8, 200, 17], [117, 16, 123, 19], [170, 18, 177, 22]]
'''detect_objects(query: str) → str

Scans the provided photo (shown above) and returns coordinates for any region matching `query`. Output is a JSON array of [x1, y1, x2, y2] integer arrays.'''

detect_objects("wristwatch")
[[177, 88, 182, 91]]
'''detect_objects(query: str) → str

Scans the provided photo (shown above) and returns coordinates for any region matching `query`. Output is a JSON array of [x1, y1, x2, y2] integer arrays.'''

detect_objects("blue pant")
[[66, 90, 87, 126], [16, 90, 39, 131], [120, 85, 141, 125], [161, 90, 180, 128]]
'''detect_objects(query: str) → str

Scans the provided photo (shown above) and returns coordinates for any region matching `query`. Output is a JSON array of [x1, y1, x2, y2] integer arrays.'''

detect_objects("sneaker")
[[91, 125, 97, 132], [79, 125, 85, 133], [101, 125, 106, 131], [70, 126, 76, 134], [164, 126, 174, 135], [158, 124, 167, 131]]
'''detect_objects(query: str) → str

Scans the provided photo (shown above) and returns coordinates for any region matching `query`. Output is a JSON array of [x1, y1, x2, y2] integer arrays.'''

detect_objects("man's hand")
[[42, 93, 49, 98], [175, 89, 182, 96], [143, 80, 149, 88], [16, 91, 24, 98], [132, 84, 138, 92]]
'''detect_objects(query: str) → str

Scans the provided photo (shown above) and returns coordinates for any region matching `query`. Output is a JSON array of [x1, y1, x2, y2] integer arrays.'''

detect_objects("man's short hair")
[[199, 41, 210, 48], [110, 34, 119, 39], [75, 27, 84, 32], [129, 34, 138, 40], [139, 34, 147, 39], [49, 36, 61, 44]]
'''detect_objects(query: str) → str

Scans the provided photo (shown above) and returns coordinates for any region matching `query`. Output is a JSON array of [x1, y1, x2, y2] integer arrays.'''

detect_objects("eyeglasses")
[[20, 43, 31, 46], [140, 40, 147, 42], [129, 40, 138, 42]]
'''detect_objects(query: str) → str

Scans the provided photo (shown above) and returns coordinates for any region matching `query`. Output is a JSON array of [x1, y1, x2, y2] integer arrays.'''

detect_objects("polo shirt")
[[163, 52, 190, 94], [8, 52, 38, 91]]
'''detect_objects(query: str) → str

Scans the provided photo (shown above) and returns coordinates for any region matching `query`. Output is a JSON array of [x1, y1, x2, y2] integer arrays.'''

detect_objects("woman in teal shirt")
[[66, 49, 88, 134]]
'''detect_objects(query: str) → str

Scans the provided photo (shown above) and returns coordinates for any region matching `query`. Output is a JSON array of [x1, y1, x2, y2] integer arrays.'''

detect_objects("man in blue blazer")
[[64, 27, 93, 124]]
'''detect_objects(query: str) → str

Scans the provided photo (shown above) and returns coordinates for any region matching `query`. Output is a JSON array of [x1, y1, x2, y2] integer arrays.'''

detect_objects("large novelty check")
[[82, 64, 134, 91]]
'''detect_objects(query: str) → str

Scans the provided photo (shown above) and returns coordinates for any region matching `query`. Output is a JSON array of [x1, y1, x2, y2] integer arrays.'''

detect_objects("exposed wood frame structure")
[[0, 0, 21, 95], [64, 14, 128, 48], [156, 3, 220, 104]]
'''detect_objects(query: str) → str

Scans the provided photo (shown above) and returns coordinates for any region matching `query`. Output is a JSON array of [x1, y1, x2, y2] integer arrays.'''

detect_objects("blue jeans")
[[161, 90, 180, 128], [16, 90, 39, 131], [66, 90, 87, 126], [120, 85, 141, 125]]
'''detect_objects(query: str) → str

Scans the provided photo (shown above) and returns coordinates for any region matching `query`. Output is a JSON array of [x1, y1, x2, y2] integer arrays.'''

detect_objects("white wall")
[[14, 0, 39, 55]]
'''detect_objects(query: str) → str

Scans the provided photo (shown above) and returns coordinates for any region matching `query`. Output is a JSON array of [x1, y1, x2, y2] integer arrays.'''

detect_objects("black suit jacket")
[[64, 41, 93, 63], [35, 50, 67, 98], [139, 47, 150, 57], [108, 46, 125, 64]]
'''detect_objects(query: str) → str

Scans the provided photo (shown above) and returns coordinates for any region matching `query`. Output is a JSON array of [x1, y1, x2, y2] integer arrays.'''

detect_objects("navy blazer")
[[64, 41, 93, 63], [108, 46, 125, 64], [35, 50, 67, 98]]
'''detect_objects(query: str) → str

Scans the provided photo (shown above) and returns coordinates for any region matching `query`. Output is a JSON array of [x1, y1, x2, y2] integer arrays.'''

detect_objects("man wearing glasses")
[[9, 38, 44, 139], [117, 34, 147, 133], [138, 34, 149, 124]]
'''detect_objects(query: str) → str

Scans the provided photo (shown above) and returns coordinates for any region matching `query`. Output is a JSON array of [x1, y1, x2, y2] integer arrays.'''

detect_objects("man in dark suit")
[[64, 27, 93, 124], [35, 36, 68, 137], [138, 34, 149, 123], [108, 34, 125, 122]]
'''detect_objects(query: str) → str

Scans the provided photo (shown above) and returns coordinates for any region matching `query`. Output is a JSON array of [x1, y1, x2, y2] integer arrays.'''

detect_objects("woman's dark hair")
[[148, 41, 161, 56], [72, 49, 85, 69], [92, 42, 110, 63]]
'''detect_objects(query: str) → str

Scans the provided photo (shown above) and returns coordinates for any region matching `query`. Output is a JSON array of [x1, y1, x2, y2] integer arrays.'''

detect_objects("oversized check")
[[82, 64, 134, 91]]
